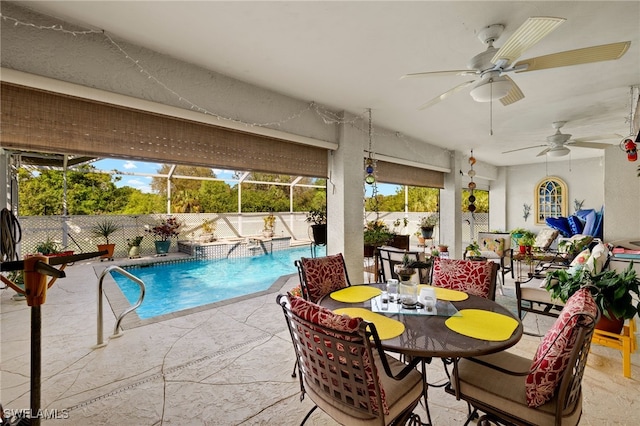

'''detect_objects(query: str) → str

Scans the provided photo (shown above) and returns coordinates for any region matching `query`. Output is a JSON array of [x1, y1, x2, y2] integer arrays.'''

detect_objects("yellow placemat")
[[333, 308, 406, 340], [418, 285, 469, 301], [330, 286, 382, 303], [445, 309, 519, 341]]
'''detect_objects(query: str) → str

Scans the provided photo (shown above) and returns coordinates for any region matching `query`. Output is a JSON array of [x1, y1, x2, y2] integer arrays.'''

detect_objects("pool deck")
[[1, 253, 639, 425]]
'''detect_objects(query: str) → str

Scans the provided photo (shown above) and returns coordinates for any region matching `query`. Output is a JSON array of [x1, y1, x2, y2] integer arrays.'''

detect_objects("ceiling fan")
[[502, 121, 619, 157], [402, 17, 631, 110]]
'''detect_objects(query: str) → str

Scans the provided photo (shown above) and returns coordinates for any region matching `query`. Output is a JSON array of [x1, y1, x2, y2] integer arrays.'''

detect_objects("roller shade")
[[0, 82, 328, 177], [376, 160, 444, 189]]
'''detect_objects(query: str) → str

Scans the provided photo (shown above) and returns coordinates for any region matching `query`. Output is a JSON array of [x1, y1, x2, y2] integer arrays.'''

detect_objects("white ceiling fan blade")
[[501, 144, 547, 154], [401, 70, 477, 79], [417, 80, 476, 110], [514, 41, 631, 72], [568, 141, 613, 149], [537, 147, 552, 157], [491, 17, 565, 67], [572, 134, 624, 143], [499, 76, 524, 106]]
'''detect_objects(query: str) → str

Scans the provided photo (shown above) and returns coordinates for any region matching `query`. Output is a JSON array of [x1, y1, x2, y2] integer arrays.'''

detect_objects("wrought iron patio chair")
[[445, 288, 599, 426], [377, 246, 430, 284], [277, 294, 424, 426], [430, 257, 499, 300], [295, 253, 352, 303]]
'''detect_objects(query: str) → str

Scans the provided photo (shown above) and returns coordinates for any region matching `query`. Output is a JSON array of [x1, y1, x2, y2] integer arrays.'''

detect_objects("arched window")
[[535, 177, 567, 225]]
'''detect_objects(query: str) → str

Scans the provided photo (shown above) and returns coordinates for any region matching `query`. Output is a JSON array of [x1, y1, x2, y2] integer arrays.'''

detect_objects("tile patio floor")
[[1, 253, 638, 425]]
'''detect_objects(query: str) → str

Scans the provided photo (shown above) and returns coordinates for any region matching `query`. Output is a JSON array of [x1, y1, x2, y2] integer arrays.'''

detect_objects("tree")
[[462, 189, 489, 213]]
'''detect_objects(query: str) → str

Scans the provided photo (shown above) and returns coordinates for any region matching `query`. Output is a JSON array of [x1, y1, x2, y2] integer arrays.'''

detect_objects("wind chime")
[[467, 150, 477, 212], [364, 109, 377, 185]]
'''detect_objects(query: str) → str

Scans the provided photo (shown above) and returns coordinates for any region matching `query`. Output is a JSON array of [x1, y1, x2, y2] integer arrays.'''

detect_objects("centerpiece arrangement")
[[147, 216, 181, 255]]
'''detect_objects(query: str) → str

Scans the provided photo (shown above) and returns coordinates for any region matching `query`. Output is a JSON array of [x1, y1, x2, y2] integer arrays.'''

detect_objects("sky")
[[92, 159, 400, 196]]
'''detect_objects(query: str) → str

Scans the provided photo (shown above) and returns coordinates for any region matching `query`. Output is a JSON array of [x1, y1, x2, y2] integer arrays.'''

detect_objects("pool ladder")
[[94, 266, 146, 348]]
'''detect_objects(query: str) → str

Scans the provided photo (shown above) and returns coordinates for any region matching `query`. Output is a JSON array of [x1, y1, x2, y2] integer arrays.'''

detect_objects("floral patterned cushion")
[[479, 237, 505, 257], [431, 258, 493, 298], [525, 288, 597, 407], [300, 254, 349, 303], [289, 296, 388, 415]]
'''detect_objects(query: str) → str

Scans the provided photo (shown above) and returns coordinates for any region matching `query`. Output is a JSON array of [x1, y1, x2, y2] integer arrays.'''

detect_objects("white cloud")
[[123, 161, 137, 170]]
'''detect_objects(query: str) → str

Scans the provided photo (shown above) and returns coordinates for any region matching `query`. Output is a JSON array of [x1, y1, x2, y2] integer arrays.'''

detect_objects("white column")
[[440, 151, 463, 258], [327, 112, 365, 280]]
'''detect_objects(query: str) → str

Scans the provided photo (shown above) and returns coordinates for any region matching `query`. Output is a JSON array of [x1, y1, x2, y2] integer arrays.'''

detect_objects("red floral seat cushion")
[[300, 254, 349, 303], [289, 296, 388, 415], [431, 257, 493, 298], [525, 288, 597, 407]]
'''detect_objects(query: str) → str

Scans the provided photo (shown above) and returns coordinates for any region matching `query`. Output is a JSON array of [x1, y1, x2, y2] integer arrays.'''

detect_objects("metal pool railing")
[[95, 266, 145, 348]]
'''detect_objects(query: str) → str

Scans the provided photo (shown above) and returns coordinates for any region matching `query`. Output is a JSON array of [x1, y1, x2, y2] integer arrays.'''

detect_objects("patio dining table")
[[318, 282, 523, 360]]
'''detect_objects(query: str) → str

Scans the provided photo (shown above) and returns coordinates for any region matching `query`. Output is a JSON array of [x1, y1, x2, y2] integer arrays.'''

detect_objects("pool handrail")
[[96, 266, 145, 348]]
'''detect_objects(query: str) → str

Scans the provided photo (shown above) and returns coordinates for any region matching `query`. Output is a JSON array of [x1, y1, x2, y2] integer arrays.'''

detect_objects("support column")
[[0, 148, 9, 211], [327, 112, 365, 280], [440, 151, 463, 258]]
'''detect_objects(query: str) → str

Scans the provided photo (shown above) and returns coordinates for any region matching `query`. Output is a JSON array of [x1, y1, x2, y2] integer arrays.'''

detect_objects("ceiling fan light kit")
[[547, 146, 571, 157], [469, 76, 512, 102]]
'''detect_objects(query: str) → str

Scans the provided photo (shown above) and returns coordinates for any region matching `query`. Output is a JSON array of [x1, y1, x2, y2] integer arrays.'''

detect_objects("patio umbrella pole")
[[31, 305, 42, 426]]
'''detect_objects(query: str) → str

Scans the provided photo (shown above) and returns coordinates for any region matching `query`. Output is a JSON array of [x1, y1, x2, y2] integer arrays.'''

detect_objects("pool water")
[[112, 245, 325, 319]]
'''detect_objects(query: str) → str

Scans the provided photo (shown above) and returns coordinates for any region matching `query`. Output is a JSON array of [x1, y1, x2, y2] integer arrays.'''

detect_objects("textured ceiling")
[[15, 1, 640, 166]]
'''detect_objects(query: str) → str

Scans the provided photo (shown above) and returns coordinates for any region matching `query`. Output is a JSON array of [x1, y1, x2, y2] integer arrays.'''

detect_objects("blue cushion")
[[567, 215, 585, 236], [545, 217, 572, 237], [581, 210, 597, 236], [592, 207, 604, 239], [576, 209, 595, 221]]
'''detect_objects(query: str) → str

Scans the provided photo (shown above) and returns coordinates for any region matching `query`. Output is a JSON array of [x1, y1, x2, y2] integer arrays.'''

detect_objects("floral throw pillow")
[[525, 288, 597, 407], [479, 237, 505, 257], [431, 257, 493, 298], [300, 254, 348, 303], [288, 296, 388, 415]]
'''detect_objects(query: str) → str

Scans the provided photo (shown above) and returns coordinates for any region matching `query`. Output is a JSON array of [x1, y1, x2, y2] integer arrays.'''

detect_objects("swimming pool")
[[112, 245, 325, 319]]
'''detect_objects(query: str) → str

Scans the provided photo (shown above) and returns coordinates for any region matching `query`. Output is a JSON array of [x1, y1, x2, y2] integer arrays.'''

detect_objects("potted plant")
[[388, 217, 410, 250], [510, 227, 528, 247], [127, 235, 144, 259], [200, 219, 217, 243], [465, 241, 483, 259], [517, 232, 536, 255], [419, 214, 438, 239], [263, 212, 276, 237], [146, 216, 181, 255], [91, 219, 121, 260], [546, 262, 640, 334], [415, 230, 425, 246], [35, 237, 61, 256], [305, 208, 327, 245], [363, 220, 393, 257]]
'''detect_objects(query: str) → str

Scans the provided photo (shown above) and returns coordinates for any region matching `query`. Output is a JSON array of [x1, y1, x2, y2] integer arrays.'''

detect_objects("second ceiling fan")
[[502, 121, 619, 157], [403, 16, 630, 110]]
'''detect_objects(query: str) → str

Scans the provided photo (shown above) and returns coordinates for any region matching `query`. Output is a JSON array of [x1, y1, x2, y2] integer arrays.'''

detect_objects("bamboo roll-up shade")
[[0, 82, 328, 177], [375, 160, 444, 189]]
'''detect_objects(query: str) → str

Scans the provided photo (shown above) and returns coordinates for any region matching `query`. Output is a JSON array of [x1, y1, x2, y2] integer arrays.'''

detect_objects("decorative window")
[[535, 177, 567, 225]]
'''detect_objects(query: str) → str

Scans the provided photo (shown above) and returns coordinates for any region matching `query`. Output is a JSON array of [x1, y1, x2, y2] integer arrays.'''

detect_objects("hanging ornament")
[[467, 150, 476, 212], [364, 109, 377, 185]]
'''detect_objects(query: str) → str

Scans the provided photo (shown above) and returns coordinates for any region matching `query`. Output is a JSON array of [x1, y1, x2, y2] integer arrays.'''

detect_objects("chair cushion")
[[569, 248, 590, 268], [289, 296, 389, 415], [534, 229, 559, 250], [301, 254, 348, 303], [545, 217, 572, 238], [431, 258, 493, 298], [479, 237, 505, 257], [585, 242, 607, 274], [579, 209, 597, 236], [525, 288, 597, 407], [567, 215, 585, 235]]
